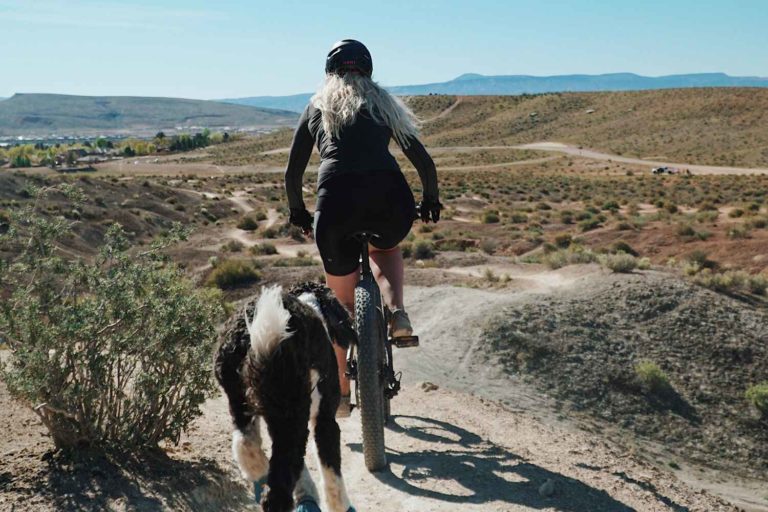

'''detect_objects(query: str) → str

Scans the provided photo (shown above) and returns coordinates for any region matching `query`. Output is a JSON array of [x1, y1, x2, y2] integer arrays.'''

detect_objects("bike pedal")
[[392, 335, 419, 348]]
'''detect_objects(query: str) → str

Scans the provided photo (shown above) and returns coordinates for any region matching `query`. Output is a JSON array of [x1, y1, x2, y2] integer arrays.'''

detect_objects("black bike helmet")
[[325, 39, 373, 77]]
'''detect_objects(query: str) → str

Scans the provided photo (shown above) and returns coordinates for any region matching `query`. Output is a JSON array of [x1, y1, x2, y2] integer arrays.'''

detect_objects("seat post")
[[359, 237, 372, 275]]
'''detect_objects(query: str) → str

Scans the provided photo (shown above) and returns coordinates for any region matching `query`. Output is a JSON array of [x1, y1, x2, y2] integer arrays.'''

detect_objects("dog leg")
[[312, 381, 352, 512], [262, 406, 311, 511], [232, 420, 268, 482], [294, 464, 321, 512]]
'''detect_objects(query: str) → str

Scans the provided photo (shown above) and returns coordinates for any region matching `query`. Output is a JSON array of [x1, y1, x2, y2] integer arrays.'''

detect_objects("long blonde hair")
[[310, 73, 420, 148]]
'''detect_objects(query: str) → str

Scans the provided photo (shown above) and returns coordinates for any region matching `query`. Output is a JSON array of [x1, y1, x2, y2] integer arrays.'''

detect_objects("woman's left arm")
[[284, 106, 315, 212]]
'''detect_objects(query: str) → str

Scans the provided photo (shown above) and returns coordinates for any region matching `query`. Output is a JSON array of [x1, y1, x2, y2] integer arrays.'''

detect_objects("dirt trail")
[[422, 97, 464, 123], [515, 142, 768, 175], [0, 267, 760, 511]]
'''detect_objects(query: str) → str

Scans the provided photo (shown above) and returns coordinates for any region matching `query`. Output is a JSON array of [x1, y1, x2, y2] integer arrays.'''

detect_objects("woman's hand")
[[416, 197, 442, 223], [289, 208, 314, 236]]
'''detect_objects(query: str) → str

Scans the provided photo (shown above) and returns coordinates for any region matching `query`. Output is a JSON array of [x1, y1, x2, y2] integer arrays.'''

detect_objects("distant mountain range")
[[222, 72, 768, 113], [0, 93, 298, 137]]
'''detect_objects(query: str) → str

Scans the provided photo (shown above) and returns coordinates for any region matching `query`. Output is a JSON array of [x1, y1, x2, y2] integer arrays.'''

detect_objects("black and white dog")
[[215, 282, 358, 512]]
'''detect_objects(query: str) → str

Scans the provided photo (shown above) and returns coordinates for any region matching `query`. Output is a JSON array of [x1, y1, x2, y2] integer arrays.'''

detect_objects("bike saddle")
[[349, 230, 382, 243]]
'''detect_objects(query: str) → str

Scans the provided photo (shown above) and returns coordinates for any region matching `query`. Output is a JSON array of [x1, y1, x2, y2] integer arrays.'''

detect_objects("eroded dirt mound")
[[483, 270, 768, 478]]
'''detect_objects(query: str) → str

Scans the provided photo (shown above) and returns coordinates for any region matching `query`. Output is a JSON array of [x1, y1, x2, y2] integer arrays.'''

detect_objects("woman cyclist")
[[285, 39, 441, 416]]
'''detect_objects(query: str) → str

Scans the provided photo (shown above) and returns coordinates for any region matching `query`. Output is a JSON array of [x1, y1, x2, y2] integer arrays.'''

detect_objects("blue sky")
[[1, 0, 766, 99]]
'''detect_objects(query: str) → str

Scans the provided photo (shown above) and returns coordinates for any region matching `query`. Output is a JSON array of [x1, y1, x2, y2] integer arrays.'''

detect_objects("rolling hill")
[[409, 88, 768, 167], [222, 72, 768, 112], [0, 93, 299, 137]]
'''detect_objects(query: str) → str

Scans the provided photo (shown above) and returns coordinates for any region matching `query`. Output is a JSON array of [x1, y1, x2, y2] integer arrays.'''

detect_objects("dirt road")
[[514, 142, 768, 175]]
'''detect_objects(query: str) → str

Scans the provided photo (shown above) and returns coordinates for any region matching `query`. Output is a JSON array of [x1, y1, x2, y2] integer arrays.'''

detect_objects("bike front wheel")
[[354, 275, 387, 472]]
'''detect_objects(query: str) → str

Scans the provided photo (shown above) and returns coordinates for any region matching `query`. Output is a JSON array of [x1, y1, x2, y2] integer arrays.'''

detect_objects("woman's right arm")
[[284, 106, 314, 211], [398, 135, 439, 201]]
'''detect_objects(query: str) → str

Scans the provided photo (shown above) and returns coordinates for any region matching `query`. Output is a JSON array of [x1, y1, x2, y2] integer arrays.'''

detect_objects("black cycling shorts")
[[314, 170, 415, 276]]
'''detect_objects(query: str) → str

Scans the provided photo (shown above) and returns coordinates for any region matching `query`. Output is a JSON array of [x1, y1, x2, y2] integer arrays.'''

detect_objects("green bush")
[[554, 233, 572, 248], [413, 240, 435, 260], [479, 238, 497, 255], [635, 361, 671, 394], [542, 246, 598, 269], [0, 188, 223, 449], [273, 256, 317, 267], [745, 383, 768, 418], [10, 154, 31, 168], [482, 210, 500, 224], [601, 253, 638, 273], [236, 215, 259, 231], [579, 218, 601, 232], [222, 239, 245, 252], [251, 242, 278, 255], [206, 259, 261, 289], [611, 241, 638, 256]]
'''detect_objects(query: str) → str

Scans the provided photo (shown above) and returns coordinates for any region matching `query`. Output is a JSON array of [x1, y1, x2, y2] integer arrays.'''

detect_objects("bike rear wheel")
[[354, 275, 387, 471]]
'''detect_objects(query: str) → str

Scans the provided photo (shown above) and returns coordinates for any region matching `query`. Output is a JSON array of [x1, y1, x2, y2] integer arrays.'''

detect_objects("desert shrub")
[[273, 254, 317, 267], [542, 245, 598, 269], [747, 274, 768, 295], [254, 210, 268, 221], [611, 241, 638, 256], [634, 361, 671, 394], [601, 253, 638, 273], [237, 215, 259, 231], [483, 268, 499, 283], [250, 242, 278, 255], [554, 233, 572, 249], [676, 224, 696, 237], [400, 242, 412, 258], [206, 259, 261, 289], [698, 202, 718, 212], [263, 227, 278, 239], [0, 187, 223, 449], [745, 383, 768, 418], [479, 238, 497, 255], [695, 210, 719, 223], [691, 269, 762, 295], [579, 218, 601, 232], [222, 239, 245, 252], [509, 212, 528, 224], [728, 208, 744, 218], [10, 154, 31, 168], [748, 217, 767, 229], [413, 240, 435, 260], [482, 210, 500, 224], [637, 257, 652, 270], [687, 250, 716, 269], [727, 225, 750, 239]]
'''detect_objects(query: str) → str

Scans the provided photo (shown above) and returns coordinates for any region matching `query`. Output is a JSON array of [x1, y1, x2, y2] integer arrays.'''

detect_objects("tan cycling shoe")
[[390, 309, 413, 338]]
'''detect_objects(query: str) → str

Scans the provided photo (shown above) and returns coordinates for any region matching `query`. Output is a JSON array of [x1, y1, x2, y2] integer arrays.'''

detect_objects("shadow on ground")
[[25, 449, 251, 511], [349, 415, 690, 512]]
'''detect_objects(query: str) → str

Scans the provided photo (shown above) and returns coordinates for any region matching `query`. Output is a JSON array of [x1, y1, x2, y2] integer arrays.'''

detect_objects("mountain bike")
[[345, 231, 419, 472]]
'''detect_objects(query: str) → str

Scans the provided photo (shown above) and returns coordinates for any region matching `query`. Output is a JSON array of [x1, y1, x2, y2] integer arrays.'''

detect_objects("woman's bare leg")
[[325, 269, 359, 396], [369, 245, 404, 310]]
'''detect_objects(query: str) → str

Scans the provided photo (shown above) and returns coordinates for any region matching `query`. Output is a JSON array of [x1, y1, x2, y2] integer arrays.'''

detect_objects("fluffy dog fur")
[[215, 282, 357, 512]]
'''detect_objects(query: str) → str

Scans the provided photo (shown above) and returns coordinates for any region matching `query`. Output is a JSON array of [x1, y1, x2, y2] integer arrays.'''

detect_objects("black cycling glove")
[[289, 208, 313, 233], [417, 197, 442, 223]]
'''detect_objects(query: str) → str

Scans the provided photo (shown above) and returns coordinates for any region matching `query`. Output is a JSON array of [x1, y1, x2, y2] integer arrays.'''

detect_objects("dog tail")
[[245, 285, 292, 362]]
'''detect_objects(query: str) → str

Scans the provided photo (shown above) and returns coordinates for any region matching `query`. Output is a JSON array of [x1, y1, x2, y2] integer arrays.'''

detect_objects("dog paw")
[[295, 498, 322, 512], [253, 477, 268, 503]]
